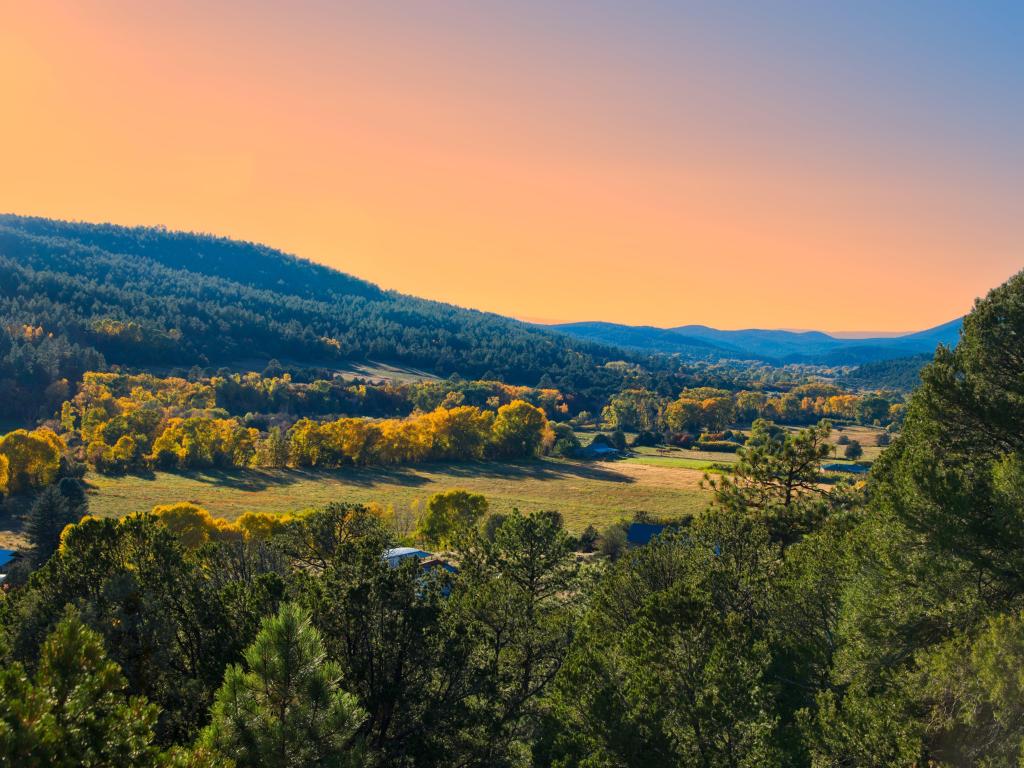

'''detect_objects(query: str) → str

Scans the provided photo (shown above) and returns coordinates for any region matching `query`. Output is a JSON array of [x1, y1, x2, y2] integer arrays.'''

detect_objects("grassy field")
[[625, 445, 739, 471], [84, 457, 711, 533], [825, 424, 888, 461]]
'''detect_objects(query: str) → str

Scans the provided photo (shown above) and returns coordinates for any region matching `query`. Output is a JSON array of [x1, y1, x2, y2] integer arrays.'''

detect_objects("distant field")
[[825, 424, 888, 461], [85, 458, 710, 533], [626, 445, 739, 471]]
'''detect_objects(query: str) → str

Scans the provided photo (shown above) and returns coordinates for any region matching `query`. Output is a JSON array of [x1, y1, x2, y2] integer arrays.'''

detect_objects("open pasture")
[[85, 457, 711, 533]]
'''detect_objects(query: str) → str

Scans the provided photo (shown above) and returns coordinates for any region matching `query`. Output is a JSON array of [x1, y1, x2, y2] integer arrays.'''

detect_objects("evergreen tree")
[[0, 610, 163, 767], [200, 603, 365, 767], [24, 484, 81, 565]]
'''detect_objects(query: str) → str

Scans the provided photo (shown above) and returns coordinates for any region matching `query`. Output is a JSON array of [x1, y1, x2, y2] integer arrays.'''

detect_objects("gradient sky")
[[2, 1, 1021, 331]]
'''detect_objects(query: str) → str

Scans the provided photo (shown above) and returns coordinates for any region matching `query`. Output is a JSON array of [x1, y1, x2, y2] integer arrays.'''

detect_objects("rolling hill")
[[0, 215, 671, 417], [549, 318, 962, 365]]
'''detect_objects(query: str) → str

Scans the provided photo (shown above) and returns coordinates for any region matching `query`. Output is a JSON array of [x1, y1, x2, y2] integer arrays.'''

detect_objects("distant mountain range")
[[545, 319, 963, 366]]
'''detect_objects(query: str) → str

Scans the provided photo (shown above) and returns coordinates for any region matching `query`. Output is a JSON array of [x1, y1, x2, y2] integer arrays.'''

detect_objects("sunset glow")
[[2, 1, 1020, 330]]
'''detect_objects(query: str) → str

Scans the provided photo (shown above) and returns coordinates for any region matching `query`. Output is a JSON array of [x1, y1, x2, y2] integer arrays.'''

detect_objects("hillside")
[[0, 215, 665, 415], [549, 318, 962, 365], [838, 353, 932, 391]]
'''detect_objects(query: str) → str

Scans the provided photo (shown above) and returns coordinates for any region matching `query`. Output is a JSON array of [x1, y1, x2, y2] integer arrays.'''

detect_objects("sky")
[[1, 1, 1021, 332]]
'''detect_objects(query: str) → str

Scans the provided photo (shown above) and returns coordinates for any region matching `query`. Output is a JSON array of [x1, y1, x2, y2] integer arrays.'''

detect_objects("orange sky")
[[1, 1, 1020, 331]]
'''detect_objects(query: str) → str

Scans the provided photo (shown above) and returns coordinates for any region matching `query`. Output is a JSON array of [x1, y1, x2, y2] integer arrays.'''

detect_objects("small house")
[[576, 443, 623, 460], [384, 547, 433, 568]]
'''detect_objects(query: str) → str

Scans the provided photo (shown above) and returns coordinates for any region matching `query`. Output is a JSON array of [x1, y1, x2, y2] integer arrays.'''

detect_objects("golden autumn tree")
[[151, 502, 242, 548], [0, 428, 63, 494], [491, 400, 549, 458]]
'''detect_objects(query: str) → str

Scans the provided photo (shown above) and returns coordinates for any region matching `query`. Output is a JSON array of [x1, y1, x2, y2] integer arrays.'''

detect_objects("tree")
[[483, 512, 509, 543], [610, 429, 627, 451], [24, 485, 82, 565], [285, 504, 472, 766], [57, 476, 87, 513], [710, 419, 832, 545], [453, 510, 577, 762], [548, 423, 580, 457], [809, 270, 1024, 762], [0, 610, 163, 767], [201, 603, 365, 767], [578, 524, 599, 553], [0, 428, 63, 494], [602, 389, 665, 432], [151, 502, 242, 549], [491, 400, 548, 458], [417, 489, 488, 547], [5, 513, 263, 743], [843, 439, 863, 460], [598, 523, 628, 560], [545, 512, 781, 766]]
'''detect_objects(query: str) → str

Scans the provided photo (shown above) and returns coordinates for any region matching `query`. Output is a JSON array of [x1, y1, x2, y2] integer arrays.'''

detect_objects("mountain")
[[549, 318, 962, 365], [541, 322, 743, 357], [0, 215, 663, 410]]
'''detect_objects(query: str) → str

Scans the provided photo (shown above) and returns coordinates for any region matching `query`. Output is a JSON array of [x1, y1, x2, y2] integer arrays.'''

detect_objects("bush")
[[837, 434, 850, 445], [694, 441, 741, 453], [610, 430, 627, 451], [550, 423, 581, 457], [599, 524, 628, 561], [578, 524, 599, 553], [631, 430, 660, 447], [667, 432, 695, 448]]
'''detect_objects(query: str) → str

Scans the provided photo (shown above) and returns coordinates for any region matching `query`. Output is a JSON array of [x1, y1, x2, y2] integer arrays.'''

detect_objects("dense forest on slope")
[[838, 353, 932, 391], [0, 215, 707, 417]]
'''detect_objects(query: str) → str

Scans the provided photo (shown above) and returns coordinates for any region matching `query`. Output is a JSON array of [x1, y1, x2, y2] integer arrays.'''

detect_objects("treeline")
[[76, 370, 569, 422], [0, 215, 698, 408], [62, 390, 551, 475], [602, 381, 901, 435]]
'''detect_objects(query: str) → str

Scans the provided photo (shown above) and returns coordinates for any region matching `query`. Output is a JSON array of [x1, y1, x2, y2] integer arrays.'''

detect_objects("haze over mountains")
[[547, 319, 963, 365]]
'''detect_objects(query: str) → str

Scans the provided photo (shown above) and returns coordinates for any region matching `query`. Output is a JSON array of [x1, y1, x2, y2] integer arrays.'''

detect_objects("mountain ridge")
[[548, 318, 962, 365]]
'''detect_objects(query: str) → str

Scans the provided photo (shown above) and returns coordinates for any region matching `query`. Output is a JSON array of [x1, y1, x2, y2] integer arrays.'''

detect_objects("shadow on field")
[[151, 458, 634, 491], [431, 459, 636, 484], [176, 466, 433, 491]]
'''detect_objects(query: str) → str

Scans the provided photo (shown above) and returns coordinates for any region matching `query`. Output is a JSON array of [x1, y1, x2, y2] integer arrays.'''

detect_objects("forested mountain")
[[550, 318, 963, 364], [0, 215, 688, 416]]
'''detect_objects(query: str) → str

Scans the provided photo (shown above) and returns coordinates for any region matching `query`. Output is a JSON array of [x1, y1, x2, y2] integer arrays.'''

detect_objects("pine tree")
[[0, 610, 162, 767], [200, 603, 365, 767], [24, 484, 81, 565]]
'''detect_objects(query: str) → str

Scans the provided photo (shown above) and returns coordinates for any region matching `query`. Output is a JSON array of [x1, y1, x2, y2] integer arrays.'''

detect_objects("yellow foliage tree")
[[236, 510, 300, 541], [151, 502, 242, 548], [0, 428, 63, 494], [491, 400, 548, 458]]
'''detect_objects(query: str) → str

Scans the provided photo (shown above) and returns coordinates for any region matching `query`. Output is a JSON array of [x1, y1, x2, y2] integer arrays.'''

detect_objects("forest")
[[0, 241, 1022, 766], [0, 215, 705, 418]]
